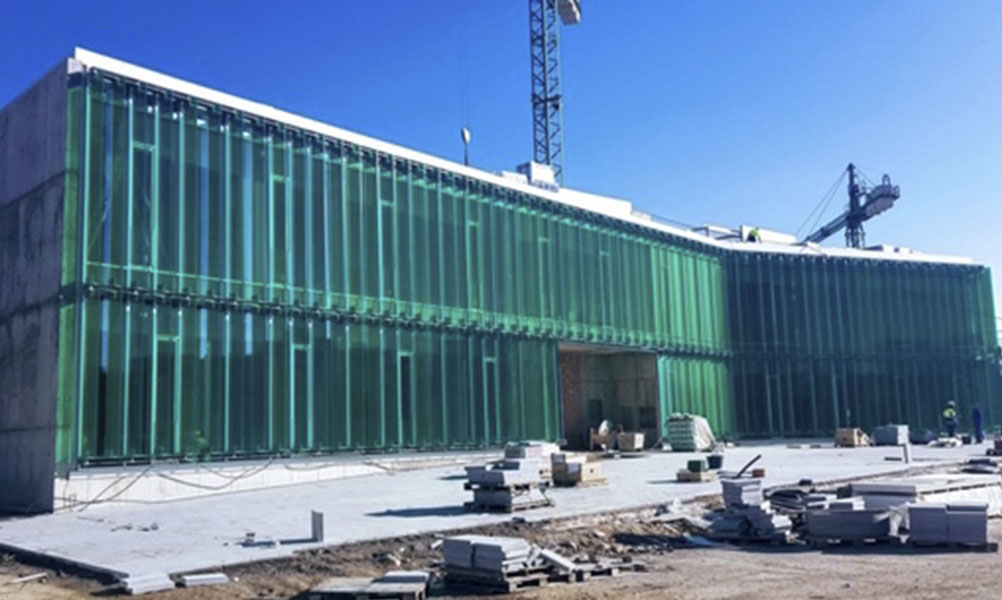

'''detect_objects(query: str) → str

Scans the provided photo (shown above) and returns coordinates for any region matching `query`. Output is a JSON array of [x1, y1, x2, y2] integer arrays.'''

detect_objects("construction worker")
[[943, 400, 958, 438], [748, 227, 761, 243], [972, 404, 984, 444]]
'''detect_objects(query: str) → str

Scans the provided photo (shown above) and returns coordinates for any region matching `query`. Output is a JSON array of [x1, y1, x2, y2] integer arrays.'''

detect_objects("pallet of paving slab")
[[908, 540, 999, 553], [463, 498, 554, 513]]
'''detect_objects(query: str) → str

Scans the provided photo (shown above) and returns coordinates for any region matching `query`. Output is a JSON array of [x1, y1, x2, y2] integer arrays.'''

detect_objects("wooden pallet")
[[463, 481, 543, 491], [446, 569, 550, 594], [676, 469, 717, 483], [806, 535, 903, 549], [308, 577, 427, 600], [552, 477, 608, 488], [463, 498, 554, 513], [909, 540, 999, 553]]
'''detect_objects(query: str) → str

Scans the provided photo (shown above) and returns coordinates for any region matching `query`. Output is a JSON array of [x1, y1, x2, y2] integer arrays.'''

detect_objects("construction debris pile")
[[769, 473, 1001, 550]]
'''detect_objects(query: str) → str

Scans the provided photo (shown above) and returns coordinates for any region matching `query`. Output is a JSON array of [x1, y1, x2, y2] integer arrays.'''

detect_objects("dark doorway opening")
[[559, 344, 659, 450]]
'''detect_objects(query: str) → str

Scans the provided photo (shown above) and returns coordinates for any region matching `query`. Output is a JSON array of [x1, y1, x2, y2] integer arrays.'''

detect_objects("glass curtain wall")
[[56, 70, 1001, 467]]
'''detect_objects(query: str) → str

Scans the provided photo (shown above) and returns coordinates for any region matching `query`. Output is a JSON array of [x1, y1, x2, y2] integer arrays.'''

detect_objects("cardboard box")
[[553, 461, 603, 484], [835, 428, 870, 448], [617, 432, 645, 452]]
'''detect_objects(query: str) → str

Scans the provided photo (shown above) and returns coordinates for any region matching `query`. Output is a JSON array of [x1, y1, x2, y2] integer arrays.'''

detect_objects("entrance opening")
[[559, 343, 659, 450]]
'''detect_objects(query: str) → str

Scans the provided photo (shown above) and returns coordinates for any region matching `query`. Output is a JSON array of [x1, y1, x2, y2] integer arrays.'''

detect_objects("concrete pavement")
[[0, 441, 983, 579]]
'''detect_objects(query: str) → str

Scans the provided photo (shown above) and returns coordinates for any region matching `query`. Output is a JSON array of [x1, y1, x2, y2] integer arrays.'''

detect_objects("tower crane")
[[803, 163, 901, 248], [529, 0, 581, 185]]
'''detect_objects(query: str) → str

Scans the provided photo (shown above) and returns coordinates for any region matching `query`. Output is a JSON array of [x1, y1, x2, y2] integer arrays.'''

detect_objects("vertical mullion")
[[74, 78, 92, 462], [288, 319, 295, 449], [341, 149, 352, 445], [120, 91, 135, 456], [222, 117, 231, 453], [286, 135, 295, 450], [375, 157, 386, 446], [436, 174, 446, 319], [172, 314, 183, 454], [305, 143, 313, 300], [407, 164, 415, 317], [146, 97, 159, 457], [341, 147, 350, 309], [323, 148, 332, 307], [172, 105, 185, 455], [265, 134, 275, 450], [440, 335, 448, 445]]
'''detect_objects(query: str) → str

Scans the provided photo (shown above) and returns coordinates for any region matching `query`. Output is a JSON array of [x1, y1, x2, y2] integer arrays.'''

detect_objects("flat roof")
[[71, 48, 975, 267]]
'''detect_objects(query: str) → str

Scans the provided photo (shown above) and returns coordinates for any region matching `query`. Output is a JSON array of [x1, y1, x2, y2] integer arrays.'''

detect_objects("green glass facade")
[[54, 69, 1001, 468]]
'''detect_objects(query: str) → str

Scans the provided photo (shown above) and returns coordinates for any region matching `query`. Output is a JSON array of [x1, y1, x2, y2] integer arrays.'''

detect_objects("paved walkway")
[[0, 441, 980, 578]]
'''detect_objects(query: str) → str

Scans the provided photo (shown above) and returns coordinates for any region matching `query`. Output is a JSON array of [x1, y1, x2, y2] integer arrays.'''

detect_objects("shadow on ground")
[[366, 505, 469, 518]]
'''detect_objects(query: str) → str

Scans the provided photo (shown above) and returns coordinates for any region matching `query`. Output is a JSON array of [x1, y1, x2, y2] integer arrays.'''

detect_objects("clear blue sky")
[[2, 1, 1000, 330]]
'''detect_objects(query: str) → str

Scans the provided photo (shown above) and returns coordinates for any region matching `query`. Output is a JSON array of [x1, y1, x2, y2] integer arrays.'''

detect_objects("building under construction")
[[1, 49, 1000, 512]]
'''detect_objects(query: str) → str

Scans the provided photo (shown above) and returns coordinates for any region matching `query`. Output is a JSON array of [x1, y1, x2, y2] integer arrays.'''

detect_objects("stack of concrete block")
[[465, 459, 552, 511], [551, 453, 604, 486], [667, 414, 716, 451], [466, 459, 543, 487], [806, 508, 894, 540], [908, 502, 988, 545], [873, 425, 909, 446], [505, 442, 559, 482], [444, 535, 539, 574], [710, 479, 791, 541], [722, 479, 763, 506], [470, 486, 549, 510], [504, 441, 560, 460]]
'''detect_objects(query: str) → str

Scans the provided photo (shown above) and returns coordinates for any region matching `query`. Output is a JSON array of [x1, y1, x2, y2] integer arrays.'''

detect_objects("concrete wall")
[[0, 59, 70, 513]]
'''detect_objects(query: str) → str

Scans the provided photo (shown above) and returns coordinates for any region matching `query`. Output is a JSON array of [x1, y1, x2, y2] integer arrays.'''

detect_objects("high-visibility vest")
[[943, 408, 956, 419]]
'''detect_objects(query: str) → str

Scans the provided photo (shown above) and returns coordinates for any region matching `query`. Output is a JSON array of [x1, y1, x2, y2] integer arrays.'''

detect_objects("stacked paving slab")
[[873, 425, 910, 446], [444, 535, 541, 576], [504, 441, 560, 483], [709, 479, 792, 542], [908, 502, 988, 545], [465, 459, 550, 511]]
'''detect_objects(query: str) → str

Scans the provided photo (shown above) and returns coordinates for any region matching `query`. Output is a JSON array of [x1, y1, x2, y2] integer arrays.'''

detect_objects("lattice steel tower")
[[529, 0, 580, 185]]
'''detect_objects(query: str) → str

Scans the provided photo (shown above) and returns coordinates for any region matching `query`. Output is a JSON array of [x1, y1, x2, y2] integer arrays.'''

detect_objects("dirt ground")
[[3, 479, 1001, 599]]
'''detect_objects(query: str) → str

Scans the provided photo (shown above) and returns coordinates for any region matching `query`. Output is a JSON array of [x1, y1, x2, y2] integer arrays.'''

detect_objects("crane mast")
[[529, 0, 580, 186]]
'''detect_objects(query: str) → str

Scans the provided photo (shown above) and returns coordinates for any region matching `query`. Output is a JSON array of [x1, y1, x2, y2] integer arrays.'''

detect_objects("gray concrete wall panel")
[[0, 59, 68, 514]]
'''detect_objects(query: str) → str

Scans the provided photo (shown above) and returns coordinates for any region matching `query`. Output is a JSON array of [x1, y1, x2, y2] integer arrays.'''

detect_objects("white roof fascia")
[[71, 48, 975, 268]]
